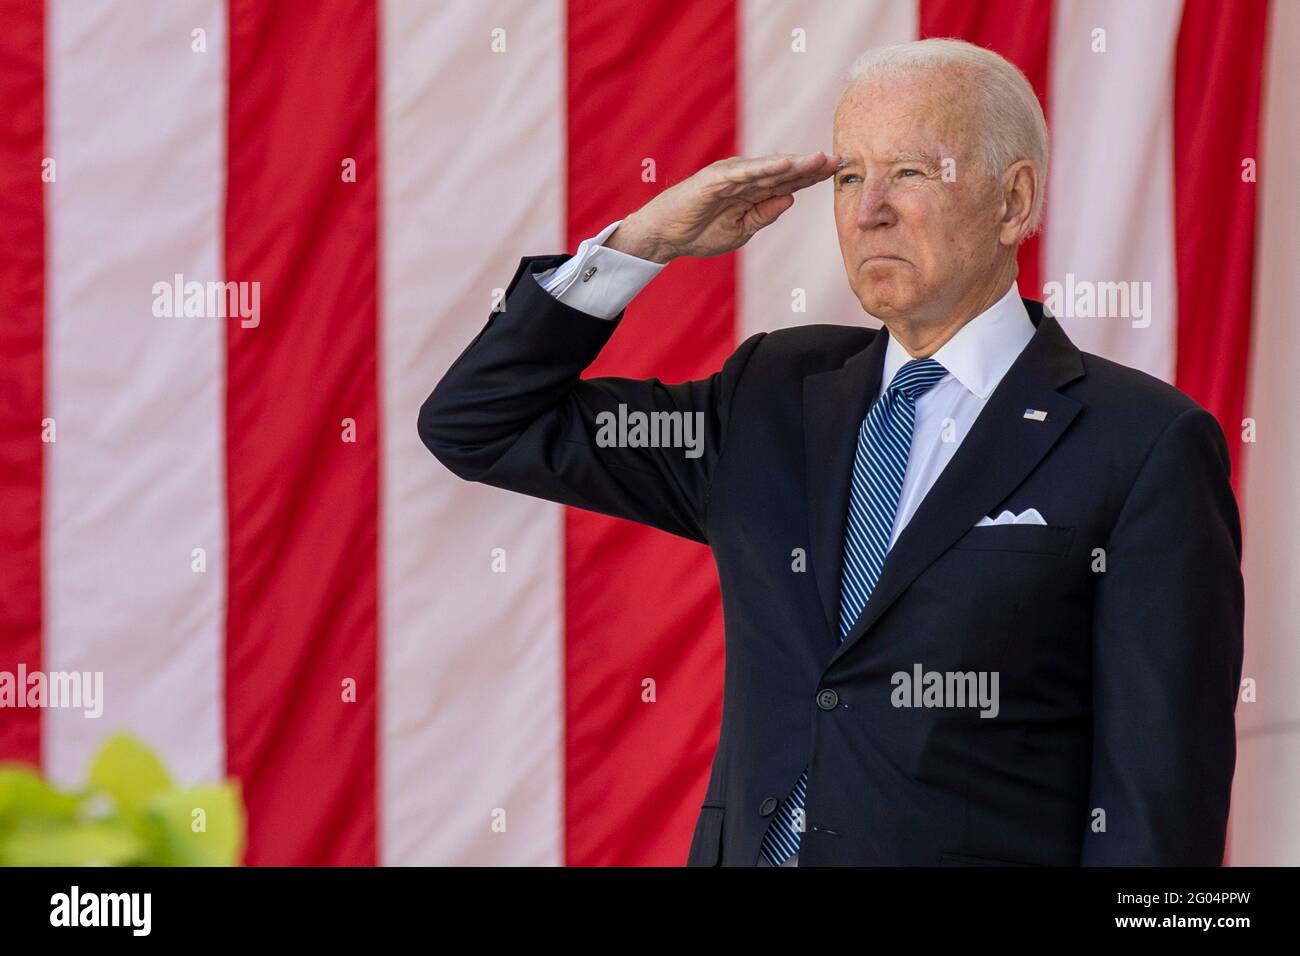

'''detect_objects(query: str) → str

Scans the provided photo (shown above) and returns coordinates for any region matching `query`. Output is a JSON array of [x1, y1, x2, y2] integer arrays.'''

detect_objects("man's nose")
[[854, 180, 896, 229]]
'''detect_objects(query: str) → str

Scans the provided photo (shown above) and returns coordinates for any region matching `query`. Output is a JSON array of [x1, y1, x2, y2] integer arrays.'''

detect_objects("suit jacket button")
[[816, 688, 839, 710], [759, 797, 778, 817]]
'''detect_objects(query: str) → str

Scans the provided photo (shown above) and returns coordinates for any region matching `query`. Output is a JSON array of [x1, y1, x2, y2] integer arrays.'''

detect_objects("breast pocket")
[[949, 524, 1074, 556]]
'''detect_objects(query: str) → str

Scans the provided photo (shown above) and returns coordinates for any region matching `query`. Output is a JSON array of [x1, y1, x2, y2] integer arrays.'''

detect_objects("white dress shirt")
[[535, 220, 1035, 550], [874, 281, 1034, 548]]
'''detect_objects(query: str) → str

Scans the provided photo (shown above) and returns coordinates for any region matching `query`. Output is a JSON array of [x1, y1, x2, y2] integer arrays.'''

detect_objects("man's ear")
[[998, 160, 1038, 245]]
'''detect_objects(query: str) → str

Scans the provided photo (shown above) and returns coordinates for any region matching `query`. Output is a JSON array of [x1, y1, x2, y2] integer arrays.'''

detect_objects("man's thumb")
[[752, 193, 795, 228]]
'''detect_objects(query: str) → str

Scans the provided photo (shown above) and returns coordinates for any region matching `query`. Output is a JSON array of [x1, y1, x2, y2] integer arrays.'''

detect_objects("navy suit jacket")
[[418, 253, 1245, 867]]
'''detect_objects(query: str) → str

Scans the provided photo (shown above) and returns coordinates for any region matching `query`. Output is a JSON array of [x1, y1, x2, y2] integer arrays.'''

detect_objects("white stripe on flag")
[[1044, 0, 1183, 379], [44, 0, 227, 784], [381, 0, 567, 865], [1234, 0, 1300, 865], [739, 0, 917, 338]]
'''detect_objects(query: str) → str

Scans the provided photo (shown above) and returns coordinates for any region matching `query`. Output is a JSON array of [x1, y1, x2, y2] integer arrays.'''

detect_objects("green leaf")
[[0, 766, 83, 825], [146, 783, 246, 866], [0, 822, 145, 867], [87, 734, 171, 815], [144, 785, 244, 868], [0, 736, 246, 867]]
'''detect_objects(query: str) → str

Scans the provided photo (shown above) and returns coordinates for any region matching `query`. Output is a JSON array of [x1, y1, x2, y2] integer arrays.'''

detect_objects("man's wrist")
[[605, 215, 676, 264]]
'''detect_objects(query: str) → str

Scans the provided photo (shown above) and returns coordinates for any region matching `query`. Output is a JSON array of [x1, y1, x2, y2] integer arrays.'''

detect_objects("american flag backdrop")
[[0, 0, 1297, 866]]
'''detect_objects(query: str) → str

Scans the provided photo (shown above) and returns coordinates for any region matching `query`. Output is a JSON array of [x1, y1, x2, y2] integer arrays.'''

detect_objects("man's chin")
[[857, 287, 918, 320]]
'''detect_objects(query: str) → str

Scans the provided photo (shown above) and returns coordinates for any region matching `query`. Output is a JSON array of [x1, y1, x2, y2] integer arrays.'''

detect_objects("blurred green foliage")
[[0, 733, 245, 866]]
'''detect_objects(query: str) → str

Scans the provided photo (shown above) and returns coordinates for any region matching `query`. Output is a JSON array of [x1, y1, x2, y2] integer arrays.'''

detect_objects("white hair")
[[847, 38, 1048, 233]]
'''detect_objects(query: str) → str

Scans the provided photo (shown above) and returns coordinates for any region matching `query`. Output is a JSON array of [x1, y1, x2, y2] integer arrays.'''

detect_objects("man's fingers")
[[774, 152, 840, 186], [712, 156, 797, 192], [716, 152, 838, 199], [730, 165, 838, 205], [766, 163, 839, 193], [740, 152, 832, 186], [718, 151, 833, 188]]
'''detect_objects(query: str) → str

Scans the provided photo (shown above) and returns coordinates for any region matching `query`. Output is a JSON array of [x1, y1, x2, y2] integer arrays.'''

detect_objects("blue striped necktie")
[[758, 356, 948, 866]]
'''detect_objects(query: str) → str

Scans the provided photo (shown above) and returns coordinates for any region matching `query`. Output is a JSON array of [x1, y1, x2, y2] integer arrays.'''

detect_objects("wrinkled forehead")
[[832, 70, 978, 164]]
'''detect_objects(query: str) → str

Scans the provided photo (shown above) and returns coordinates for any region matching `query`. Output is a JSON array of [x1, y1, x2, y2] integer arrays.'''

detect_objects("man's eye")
[[837, 174, 860, 185], [899, 168, 921, 178]]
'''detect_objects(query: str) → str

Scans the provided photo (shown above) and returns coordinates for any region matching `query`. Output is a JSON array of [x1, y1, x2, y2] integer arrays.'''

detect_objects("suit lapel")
[[804, 299, 1087, 668]]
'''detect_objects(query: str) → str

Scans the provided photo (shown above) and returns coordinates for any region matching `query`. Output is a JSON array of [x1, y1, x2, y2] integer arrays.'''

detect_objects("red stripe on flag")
[[565, 0, 737, 865], [920, 0, 1051, 297], [0, 0, 45, 767], [1173, 0, 1269, 494], [224, 0, 380, 865]]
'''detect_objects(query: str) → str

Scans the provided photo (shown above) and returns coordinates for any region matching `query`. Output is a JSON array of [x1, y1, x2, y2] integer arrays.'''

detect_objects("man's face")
[[832, 69, 1004, 323]]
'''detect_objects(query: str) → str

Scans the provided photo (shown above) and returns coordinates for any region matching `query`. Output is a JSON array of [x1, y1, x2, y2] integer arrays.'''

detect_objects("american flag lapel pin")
[[1023, 408, 1048, 422]]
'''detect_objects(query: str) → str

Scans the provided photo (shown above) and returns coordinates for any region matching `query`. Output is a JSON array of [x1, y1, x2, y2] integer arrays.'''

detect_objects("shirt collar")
[[878, 280, 1034, 401]]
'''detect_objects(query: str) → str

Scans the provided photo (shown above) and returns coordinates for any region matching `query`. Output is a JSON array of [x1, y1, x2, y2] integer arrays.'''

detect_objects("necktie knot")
[[886, 357, 947, 401]]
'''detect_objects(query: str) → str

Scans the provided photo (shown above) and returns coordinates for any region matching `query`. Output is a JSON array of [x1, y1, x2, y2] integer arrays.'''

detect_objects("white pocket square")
[[975, 507, 1047, 527]]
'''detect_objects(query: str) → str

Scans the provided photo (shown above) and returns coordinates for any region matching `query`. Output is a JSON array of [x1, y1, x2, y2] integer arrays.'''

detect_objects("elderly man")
[[418, 39, 1243, 867]]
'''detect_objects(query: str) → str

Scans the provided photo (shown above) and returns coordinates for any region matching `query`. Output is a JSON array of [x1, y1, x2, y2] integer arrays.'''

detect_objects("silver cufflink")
[[582, 266, 598, 282]]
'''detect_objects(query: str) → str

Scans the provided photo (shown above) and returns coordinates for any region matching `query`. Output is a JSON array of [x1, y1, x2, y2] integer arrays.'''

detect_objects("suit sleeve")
[[1081, 405, 1245, 865], [417, 253, 764, 544]]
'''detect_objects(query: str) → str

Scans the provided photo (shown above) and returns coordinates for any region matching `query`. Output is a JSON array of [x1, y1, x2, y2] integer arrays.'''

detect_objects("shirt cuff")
[[535, 218, 667, 320]]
